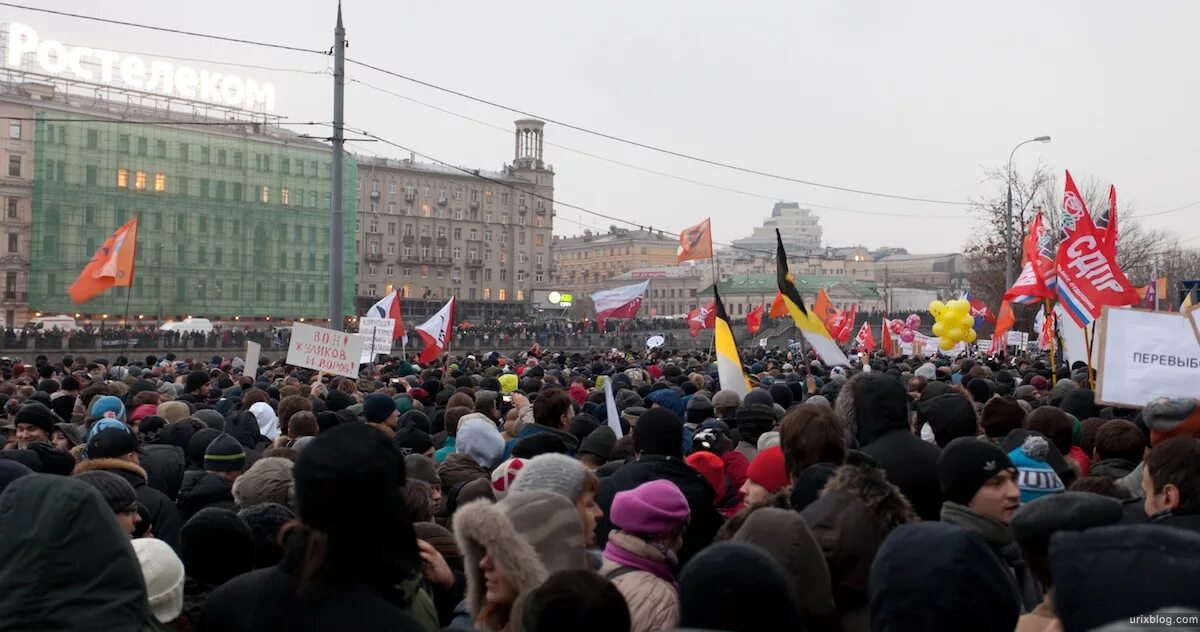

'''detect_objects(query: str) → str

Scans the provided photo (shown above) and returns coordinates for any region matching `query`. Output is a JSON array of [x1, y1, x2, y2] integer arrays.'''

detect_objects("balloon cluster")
[[928, 299, 977, 351], [888, 314, 921, 343]]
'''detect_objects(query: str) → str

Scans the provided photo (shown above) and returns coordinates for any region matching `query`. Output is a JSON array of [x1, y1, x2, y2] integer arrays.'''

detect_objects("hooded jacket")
[[598, 532, 679, 632], [940, 502, 1041, 612], [177, 470, 237, 522], [733, 507, 839, 632], [74, 457, 183, 551], [1089, 457, 1138, 481], [800, 456, 917, 631], [594, 455, 723, 567], [0, 474, 163, 630], [139, 443, 186, 501]]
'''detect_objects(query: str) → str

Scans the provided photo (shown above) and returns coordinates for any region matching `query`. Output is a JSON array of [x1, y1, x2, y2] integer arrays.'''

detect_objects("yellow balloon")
[[939, 338, 956, 351], [965, 329, 978, 343], [931, 321, 947, 337], [929, 300, 946, 317], [946, 326, 963, 342], [951, 299, 970, 316], [959, 313, 975, 329]]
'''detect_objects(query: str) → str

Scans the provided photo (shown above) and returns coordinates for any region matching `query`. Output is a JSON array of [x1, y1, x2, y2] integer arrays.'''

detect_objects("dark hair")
[[447, 392, 474, 410], [277, 395, 313, 436], [520, 569, 631, 632], [1079, 417, 1107, 458], [443, 406, 472, 437], [130, 390, 160, 408], [1094, 420, 1145, 464], [475, 391, 500, 417], [779, 405, 845, 479], [1068, 476, 1131, 500], [288, 412, 318, 439], [1025, 407, 1074, 455], [1145, 436, 1200, 504], [533, 389, 573, 429], [402, 480, 434, 523], [242, 388, 270, 409]]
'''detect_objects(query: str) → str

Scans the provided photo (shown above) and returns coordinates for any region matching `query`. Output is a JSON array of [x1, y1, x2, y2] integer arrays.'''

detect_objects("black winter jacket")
[[74, 457, 183, 551], [177, 470, 237, 522]]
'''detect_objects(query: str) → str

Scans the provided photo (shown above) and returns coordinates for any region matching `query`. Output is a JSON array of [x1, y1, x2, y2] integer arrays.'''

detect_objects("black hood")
[[846, 373, 911, 446]]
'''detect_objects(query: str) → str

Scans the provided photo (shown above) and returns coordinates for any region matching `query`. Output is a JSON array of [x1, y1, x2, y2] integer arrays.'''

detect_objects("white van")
[[159, 318, 215, 335], [29, 315, 79, 332]]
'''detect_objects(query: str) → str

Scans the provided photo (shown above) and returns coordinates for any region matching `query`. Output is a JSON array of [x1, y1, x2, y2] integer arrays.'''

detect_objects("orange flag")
[[991, 300, 1015, 350], [812, 288, 838, 330], [676, 218, 713, 264], [68, 216, 138, 304], [769, 291, 787, 318]]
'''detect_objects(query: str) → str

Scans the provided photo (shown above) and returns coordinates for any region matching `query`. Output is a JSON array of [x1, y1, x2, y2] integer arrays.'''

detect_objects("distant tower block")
[[514, 119, 545, 170]]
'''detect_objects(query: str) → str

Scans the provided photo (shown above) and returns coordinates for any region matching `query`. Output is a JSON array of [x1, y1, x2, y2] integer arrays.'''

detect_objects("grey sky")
[[21, 0, 1200, 251]]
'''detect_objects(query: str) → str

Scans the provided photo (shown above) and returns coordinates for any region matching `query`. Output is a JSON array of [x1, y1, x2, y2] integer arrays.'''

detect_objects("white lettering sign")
[[1095, 306, 1200, 408], [4, 23, 276, 111], [285, 323, 364, 379], [358, 317, 395, 363]]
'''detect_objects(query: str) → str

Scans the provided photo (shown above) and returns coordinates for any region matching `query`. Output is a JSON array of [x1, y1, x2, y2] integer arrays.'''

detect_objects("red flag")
[[592, 281, 649, 330], [1005, 212, 1054, 304], [677, 218, 714, 264], [835, 304, 857, 345], [1097, 185, 1118, 257], [366, 290, 408, 344], [853, 320, 875, 354], [990, 300, 1015, 350], [880, 319, 896, 357], [68, 216, 139, 304], [1054, 170, 1140, 327], [415, 297, 455, 364], [746, 304, 764, 335], [769, 291, 787, 318], [1039, 311, 1055, 349], [687, 302, 716, 337]]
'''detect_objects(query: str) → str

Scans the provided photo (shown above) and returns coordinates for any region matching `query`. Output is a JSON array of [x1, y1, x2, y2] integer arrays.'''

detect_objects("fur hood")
[[453, 490, 587, 631], [820, 453, 915, 532], [72, 457, 148, 482]]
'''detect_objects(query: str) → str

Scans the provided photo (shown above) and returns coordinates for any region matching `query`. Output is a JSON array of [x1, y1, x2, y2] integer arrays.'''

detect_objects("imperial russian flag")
[[414, 297, 455, 364], [366, 290, 408, 345], [591, 281, 649, 330]]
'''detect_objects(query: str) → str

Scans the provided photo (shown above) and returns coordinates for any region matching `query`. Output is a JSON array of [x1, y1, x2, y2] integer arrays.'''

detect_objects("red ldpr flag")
[[1054, 170, 1140, 327], [366, 290, 408, 344], [68, 216, 139, 304], [991, 300, 1015, 350], [853, 320, 875, 354], [415, 297, 455, 364], [687, 302, 717, 337], [880, 319, 895, 357], [746, 304, 764, 335]]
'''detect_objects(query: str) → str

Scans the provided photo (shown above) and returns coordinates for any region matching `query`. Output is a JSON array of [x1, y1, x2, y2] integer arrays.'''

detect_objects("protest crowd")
[[0, 337, 1198, 632]]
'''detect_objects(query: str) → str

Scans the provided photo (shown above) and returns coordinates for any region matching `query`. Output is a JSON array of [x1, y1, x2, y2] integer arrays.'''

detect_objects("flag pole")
[[121, 213, 140, 354], [1044, 298, 1057, 386]]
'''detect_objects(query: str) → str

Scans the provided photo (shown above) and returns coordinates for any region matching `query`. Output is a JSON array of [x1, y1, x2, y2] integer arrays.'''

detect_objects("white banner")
[[645, 335, 665, 349], [245, 341, 261, 380], [285, 323, 364, 379], [358, 317, 395, 363], [1095, 306, 1200, 408]]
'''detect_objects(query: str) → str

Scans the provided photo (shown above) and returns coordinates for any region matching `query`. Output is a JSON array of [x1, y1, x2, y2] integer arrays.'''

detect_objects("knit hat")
[[615, 389, 643, 412], [609, 479, 690, 538], [204, 433, 247, 473], [89, 395, 127, 423], [921, 394, 979, 448], [237, 502, 295, 569], [455, 414, 505, 469], [686, 451, 726, 501], [156, 401, 191, 424], [980, 397, 1027, 439], [490, 457, 526, 500], [757, 431, 781, 451], [129, 404, 159, 424], [293, 422, 406, 538], [14, 403, 56, 435], [1143, 398, 1200, 445], [509, 453, 588, 501], [393, 427, 434, 457], [192, 409, 225, 432], [678, 542, 801, 631], [131, 538, 185, 624], [362, 393, 396, 424], [1007, 435, 1065, 503], [711, 389, 741, 410], [74, 470, 138, 513], [86, 427, 142, 459], [27, 443, 76, 476], [414, 521, 463, 572], [231, 457, 294, 509], [937, 437, 1016, 506], [632, 407, 684, 458], [184, 370, 209, 394], [404, 454, 441, 487], [737, 403, 776, 436], [1011, 491, 1122, 558], [180, 507, 254, 585], [746, 446, 789, 493], [578, 426, 616, 461]]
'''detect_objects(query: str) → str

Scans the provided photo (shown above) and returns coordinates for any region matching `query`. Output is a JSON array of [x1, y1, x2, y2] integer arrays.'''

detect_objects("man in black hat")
[[75, 428, 182, 550], [13, 402, 55, 449], [74, 470, 142, 536]]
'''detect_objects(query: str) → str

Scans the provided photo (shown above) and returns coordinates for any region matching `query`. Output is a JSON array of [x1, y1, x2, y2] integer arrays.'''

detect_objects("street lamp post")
[[1006, 136, 1052, 290]]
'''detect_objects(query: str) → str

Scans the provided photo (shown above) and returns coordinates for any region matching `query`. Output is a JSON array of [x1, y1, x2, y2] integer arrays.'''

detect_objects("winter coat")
[[0, 474, 164, 630], [140, 443, 186, 501], [503, 423, 579, 459], [734, 440, 759, 464], [1148, 503, 1200, 535], [176, 470, 237, 522], [940, 502, 1042, 612], [595, 455, 724, 566], [734, 507, 839, 632], [433, 436, 456, 464], [1119, 461, 1145, 499], [598, 532, 678, 632], [1090, 457, 1138, 480], [437, 453, 489, 494], [858, 429, 942, 522], [199, 565, 426, 632], [74, 457, 183, 551], [800, 457, 917, 632]]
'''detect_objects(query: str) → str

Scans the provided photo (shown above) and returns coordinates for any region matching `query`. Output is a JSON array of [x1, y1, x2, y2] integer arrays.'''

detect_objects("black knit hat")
[[392, 426, 433, 457], [180, 507, 254, 584], [185, 428, 221, 467], [14, 402, 56, 435], [736, 403, 776, 436], [678, 542, 801, 630], [937, 437, 1015, 506], [362, 393, 395, 424], [632, 407, 684, 458], [185, 370, 210, 394], [579, 426, 617, 461], [294, 422, 405, 537], [921, 394, 979, 448], [204, 433, 247, 472], [74, 470, 138, 513], [238, 502, 295, 569]]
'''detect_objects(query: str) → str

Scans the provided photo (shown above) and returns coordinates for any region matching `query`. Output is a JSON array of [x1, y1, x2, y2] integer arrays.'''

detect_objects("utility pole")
[[329, 2, 346, 331]]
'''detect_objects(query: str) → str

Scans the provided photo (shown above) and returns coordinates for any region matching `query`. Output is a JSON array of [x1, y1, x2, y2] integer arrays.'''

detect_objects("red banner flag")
[[853, 320, 875, 354], [677, 218, 714, 264], [835, 303, 857, 345], [880, 319, 896, 357], [1054, 171, 1140, 327], [687, 302, 717, 337], [746, 304, 764, 335], [1097, 185, 1119, 258], [69, 216, 139, 304]]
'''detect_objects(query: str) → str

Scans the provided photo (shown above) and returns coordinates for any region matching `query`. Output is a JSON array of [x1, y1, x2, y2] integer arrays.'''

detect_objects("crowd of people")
[[0, 343, 1197, 631]]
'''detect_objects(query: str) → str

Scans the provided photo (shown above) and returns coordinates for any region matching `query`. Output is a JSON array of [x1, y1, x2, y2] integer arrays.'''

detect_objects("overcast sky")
[[19, 1, 1200, 252]]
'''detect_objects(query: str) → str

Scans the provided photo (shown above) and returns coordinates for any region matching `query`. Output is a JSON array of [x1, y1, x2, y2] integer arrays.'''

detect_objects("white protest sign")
[[645, 335, 665, 349], [1095, 306, 1200, 408], [1187, 305, 1200, 347], [358, 317, 395, 363], [285, 323, 365, 379], [245, 341, 261, 380]]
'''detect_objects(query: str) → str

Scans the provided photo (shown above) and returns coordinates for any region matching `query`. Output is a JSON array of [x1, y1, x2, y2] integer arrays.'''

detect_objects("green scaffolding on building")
[[29, 112, 357, 320]]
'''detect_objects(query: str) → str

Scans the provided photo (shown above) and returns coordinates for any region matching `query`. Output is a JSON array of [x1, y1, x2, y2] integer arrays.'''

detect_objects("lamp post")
[[1006, 136, 1052, 289]]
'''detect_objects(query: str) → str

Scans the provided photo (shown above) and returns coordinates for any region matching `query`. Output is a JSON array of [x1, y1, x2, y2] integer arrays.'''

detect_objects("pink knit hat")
[[610, 479, 690, 538]]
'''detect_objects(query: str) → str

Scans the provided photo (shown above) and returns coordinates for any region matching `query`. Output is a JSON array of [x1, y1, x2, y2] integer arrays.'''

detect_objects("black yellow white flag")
[[713, 286, 750, 397], [775, 229, 850, 366]]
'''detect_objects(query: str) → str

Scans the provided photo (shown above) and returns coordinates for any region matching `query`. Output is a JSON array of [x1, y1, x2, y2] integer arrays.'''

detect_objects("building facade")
[[876, 253, 968, 294], [720, 246, 875, 282], [352, 119, 555, 324], [699, 273, 884, 315], [730, 201, 823, 253], [3, 77, 356, 326], [551, 226, 678, 296]]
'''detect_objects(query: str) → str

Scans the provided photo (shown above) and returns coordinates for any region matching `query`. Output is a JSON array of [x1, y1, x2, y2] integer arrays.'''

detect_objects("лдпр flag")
[[415, 297, 455, 364], [592, 281, 649, 330], [774, 229, 849, 366], [367, 290, 408, 345], [712, 286, 750, 397], [68, 216, 139, 304], [677, 218, 714, 264]]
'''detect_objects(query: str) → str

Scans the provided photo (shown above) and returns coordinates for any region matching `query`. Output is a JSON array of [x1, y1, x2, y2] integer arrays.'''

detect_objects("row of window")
[[110, 168, 331, 208], [363, 222, 544, 246], [362, 284, 522, 302], [35, 272, 329, 306], [563, 246, 657, 259], [362, 202, 546, 227], [361, 240, 544, 264], [363, 262, 542, 284]]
